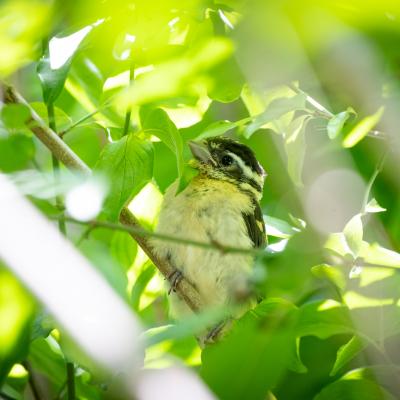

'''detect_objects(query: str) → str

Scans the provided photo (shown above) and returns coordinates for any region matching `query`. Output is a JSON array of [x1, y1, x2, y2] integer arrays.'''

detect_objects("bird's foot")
[[204, 320, 227, 344], [167, 270, 183, 295]]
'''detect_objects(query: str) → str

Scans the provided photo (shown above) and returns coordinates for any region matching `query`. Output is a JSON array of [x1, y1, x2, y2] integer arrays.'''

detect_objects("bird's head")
[[188, 137, 266, 199]]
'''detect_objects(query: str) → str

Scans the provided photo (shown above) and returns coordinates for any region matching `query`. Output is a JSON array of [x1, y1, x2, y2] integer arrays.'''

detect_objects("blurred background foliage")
[[1, 0, 400, 399]]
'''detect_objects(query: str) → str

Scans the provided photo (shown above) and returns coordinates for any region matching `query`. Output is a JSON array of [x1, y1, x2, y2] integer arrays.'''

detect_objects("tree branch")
[[1, 83, 204, 313]]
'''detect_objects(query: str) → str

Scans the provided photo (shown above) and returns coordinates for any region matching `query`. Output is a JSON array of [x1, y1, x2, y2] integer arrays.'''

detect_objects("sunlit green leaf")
[[284, 115, 311, 187], [264, 215, 299, 239], [131, 262, 156, 312], [196, 119, 248, 140], [327, 108, 355, 140], [312, 264, 346, 291], [37, 25, 95, 104], [342, 107, 384, 148], [296, 300, 353, 339], [95, 134, 154, 221], [330, 336, 366, 376], [364, 198, 386, 214], [0, 0, 51, 77], [343, 214, 363, 258], [244, 93, 306, 138], [359, 243, 400, 268], [141, 107, 184, 176], [0, 266, 35, 385]]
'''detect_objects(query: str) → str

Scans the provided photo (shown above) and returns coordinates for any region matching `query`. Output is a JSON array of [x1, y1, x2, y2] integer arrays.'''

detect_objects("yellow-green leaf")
[[342, 107, 384, 148]]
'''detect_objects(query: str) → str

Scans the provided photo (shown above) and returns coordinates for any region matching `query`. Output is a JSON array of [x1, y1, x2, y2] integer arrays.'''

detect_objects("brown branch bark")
[[1, 83, 203, 313]]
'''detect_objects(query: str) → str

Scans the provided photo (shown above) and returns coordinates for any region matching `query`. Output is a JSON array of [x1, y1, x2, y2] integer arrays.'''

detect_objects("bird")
[[152, 136, 267, 343]]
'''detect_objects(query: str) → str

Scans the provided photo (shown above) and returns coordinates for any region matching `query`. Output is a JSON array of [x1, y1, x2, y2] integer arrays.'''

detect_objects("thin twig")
[[1, 83, 204, 313], [47, 102, 67, 236], [361, 150, 388, 213], [53, 214, 263, 256], [60, 108, 103, 138], [288, 83, 387, 140], [22, 361, 41, 400]]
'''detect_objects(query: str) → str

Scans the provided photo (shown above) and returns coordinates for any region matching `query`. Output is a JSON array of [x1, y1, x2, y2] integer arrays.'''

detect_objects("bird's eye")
[[221, 155, 233, 166]]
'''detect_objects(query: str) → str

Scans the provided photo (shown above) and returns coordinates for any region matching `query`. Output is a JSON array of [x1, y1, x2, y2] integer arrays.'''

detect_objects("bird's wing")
[[242, 200, 267, 249]]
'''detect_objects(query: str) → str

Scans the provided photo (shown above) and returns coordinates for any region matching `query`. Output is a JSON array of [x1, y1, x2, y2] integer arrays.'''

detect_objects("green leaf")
[[63, 124, 106, 168], [288, 338, 308, 373], [314, 378, 396, 400], [145, 307, 226, 347], [364, 198, 386, 214], [0, 134, 35, 172], [95, 134, 154, 221], [342, 107, 384, 148], [30, 102, 72, 132], [296, 300, 353, 339], [110, 231, 137, 271], [244, 93, 306, 138], [208, 57, 244, 103], [359, 243, 400, 268], [176, 164, 199, 194], [196, 119, 248, 141], [201, 300, 297, 400], [343, 214, 363, 258], [330, 336, 366, 376], [264, 215, 299, 239], [327, 108, 355, 140], [131, 262, 156, 311], [1, 104, 31, 130], [0, 267, 35, 385], [141, 107, 183, 176], [312, 264, 346, 291], [37, 26, 94, 104], [284, 115, 310, 187]]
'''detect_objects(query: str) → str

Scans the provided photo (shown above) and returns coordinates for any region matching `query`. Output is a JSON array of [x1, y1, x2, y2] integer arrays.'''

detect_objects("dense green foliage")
[[1, 1, 400, 399]]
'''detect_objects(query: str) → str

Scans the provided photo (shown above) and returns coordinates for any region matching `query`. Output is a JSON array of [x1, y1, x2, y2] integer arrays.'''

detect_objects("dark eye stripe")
[[241, 176, 262, 193]]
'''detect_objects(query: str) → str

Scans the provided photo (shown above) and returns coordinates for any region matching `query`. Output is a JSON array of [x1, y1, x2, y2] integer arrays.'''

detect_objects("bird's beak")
[[188, 140, 216, 166]]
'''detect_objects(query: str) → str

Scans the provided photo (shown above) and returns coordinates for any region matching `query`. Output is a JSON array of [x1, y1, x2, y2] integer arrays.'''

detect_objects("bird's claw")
[[205, 320, 226, 344], [168, 270, 183, 295]]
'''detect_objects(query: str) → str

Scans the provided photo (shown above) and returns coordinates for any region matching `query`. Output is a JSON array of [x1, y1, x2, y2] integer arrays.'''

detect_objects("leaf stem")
[[60, 108, 102, 138], [288, 83, 387, 140], [52, 214, 264, 256], [123, 61, 135, 136], [47, 102, 67, 236], [22, 361, 41, 400], [66, 362, 75, 400]]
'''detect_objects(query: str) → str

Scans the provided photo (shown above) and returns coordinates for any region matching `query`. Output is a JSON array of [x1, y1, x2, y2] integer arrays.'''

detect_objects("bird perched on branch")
[[153, 136, 267, 343]]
